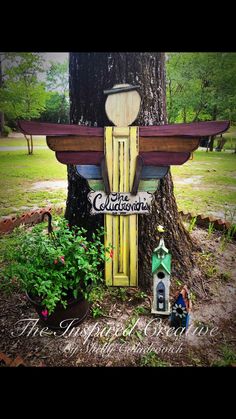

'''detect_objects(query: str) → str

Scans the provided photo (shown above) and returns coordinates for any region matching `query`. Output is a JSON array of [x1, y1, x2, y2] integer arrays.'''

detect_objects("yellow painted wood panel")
[[105, 126, 139, 287], [129, 215, 138, 286], [129, 127, 139, 286], [119, 141, 124, 273], [112, 274, 129, 286], [105, 215, 113, 285], [129, 127, 139, 189], [113, 130, 129, 284]]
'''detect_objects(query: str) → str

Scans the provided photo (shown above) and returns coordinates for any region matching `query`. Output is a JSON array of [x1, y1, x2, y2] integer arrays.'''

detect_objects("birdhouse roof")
[[154, 238, 169, 255], [152, 253, 171, 274]]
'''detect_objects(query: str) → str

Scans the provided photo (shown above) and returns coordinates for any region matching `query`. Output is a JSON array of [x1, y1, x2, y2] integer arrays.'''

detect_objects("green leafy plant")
[[219, 271, 231, 282], [206, 264, 218, 278], [109, 287, 128, 302], [207, 222, 215, 238], [133, 306, 149, 316], [0, 218, 112, 315], [133, 290, 148, 300], [2, 125, 12, 137], [212, 345, 236, 367], [91, 306, 106, 318], [188, 216, 197, 233], [140, 351, 169, 367], [175, 279, 183, 287], [87, 285, 107, 318], [225, 224, 236, 241]]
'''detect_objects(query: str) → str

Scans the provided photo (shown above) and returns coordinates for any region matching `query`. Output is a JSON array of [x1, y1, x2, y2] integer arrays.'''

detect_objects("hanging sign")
[[88, 191, 154, 215]]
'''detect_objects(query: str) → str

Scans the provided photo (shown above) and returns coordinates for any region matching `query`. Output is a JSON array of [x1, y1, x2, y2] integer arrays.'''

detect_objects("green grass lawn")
[[215, 125, 236, 150], [0, 136, 235, 221], [0, 136, 47, 148], [0, 145, 67, 216], [171, 150, 236, 221]]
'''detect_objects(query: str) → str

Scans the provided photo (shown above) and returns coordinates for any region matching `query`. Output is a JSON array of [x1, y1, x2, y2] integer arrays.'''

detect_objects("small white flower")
[[172, 303, 187, 319]]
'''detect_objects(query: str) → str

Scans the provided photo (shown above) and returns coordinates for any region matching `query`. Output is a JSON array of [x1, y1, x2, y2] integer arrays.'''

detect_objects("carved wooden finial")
[[105, 84, 141, 127]]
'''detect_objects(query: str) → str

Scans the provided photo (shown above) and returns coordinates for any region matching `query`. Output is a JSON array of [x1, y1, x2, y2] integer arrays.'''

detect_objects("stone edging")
[[0, 207, 234, 237]]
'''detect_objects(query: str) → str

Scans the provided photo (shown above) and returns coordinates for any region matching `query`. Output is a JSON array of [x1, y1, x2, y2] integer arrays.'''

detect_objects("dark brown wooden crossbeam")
[[18, 120, 230, 137], [56, 151, 104, 165], [19, 120, 230, 157], [18, 120, 103, 137], [18, 119, 230, 190], [56, 151, 190, 166], [46, 135, 199, 153], [139, 120, 230, 137], [47, 136, 104, 152]]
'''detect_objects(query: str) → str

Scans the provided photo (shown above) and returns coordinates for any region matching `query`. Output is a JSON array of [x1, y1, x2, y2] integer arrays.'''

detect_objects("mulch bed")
[[0, 228, 235, 367]]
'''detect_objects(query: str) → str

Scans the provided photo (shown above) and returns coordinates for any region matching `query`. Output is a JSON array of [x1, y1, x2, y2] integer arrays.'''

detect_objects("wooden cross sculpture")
[[18, 83, 229, 288]]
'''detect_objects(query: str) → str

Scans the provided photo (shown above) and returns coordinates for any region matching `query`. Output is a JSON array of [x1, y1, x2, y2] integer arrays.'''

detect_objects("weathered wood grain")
[[140, 152, 190, 166], [140, 137, 199, 152], [76, 165, 102, 179], [56, 151, 104, 165], [142, 166, 169, 178], [131, 156, 143, 195], [18, 120, 103, 136], [18, 119, 230, 137], [47, 135, 199, 153], [76, 164, 170, 180], [139, 120, 230, 137], [101, 156, 111, 194], [18, 120, 230, 138], [105, 84, 141, 127], [47, 136, 104, 151]]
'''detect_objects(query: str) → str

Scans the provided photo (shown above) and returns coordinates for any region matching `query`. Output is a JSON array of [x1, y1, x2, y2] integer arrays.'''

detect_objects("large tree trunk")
[[66, 52, 197, 290]]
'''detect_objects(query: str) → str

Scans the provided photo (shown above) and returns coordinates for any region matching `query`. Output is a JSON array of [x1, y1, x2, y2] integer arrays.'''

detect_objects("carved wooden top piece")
[[104, 84, 141, 127]]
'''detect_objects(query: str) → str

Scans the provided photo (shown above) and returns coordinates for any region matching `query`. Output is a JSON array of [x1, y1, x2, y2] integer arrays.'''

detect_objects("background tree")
[[40, 61, 69, 123], [0, 52, 47, 153], [166, 52, 236, 121], [0, 54, 5, 136], [67, 52, 199, 292]]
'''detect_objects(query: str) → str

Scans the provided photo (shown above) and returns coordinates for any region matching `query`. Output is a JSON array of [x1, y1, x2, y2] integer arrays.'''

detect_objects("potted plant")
[[1, 216, 112, 329]]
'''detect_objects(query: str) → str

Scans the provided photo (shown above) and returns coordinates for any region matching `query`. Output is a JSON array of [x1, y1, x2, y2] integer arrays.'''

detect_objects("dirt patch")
[[31, 181, 68, 191], [174, 176, 203, 185], [0, 227, 235, 367]]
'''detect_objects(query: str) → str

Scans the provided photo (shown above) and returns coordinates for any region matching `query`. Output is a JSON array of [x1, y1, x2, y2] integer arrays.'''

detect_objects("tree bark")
[[67, 52, 197, 289]]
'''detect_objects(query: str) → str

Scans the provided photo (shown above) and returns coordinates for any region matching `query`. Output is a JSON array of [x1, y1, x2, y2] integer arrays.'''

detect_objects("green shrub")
[[2, 125, 12, 137], [0, 219, 112, 315]]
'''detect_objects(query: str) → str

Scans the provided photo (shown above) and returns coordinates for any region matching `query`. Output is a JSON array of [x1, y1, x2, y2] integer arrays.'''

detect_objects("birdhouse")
[[170, 285, 191, 330], [151, 238, 171, 315]]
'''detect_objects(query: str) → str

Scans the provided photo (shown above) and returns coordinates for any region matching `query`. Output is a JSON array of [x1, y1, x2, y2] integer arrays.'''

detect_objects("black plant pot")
[[26, 292, 89, 330]]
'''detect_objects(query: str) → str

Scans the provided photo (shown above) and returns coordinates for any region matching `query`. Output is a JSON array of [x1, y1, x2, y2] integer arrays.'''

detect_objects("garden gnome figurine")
[[151, 225, 171, 315]]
